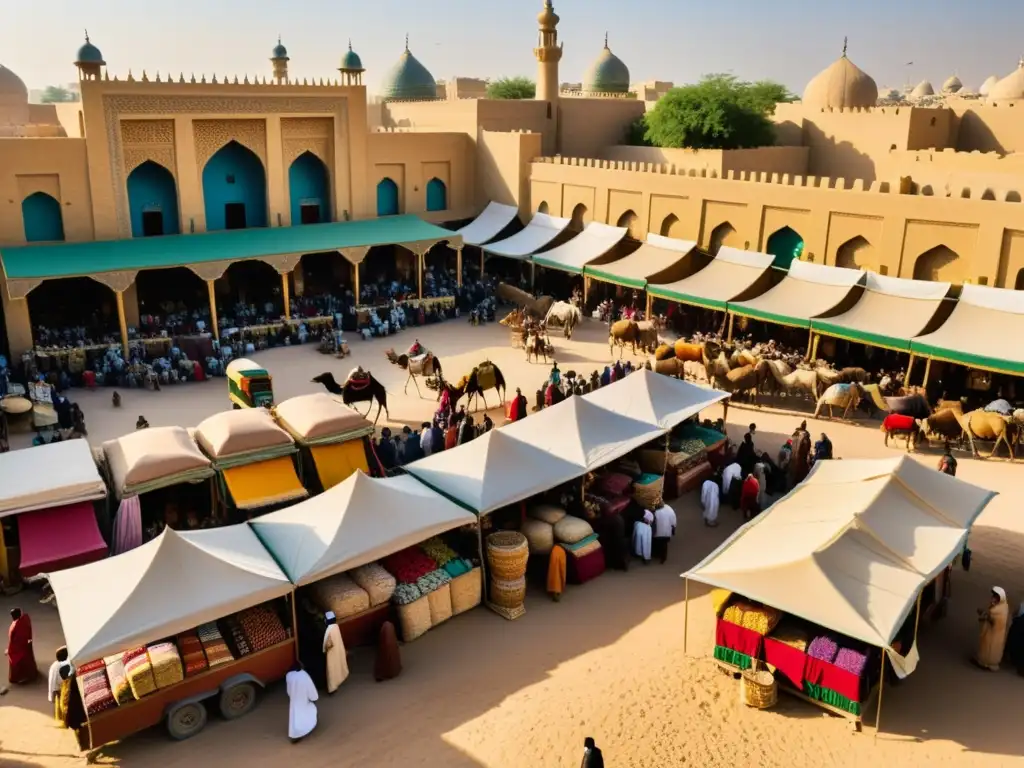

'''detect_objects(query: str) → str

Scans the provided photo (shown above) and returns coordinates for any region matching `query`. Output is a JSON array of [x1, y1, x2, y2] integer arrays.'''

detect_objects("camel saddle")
[[475, 362, 497, 392], [345, 368, 372, 390]]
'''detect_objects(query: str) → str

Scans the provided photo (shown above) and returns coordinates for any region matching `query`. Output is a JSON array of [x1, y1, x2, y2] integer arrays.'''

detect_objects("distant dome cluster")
[[987, 59, 1024, 102]]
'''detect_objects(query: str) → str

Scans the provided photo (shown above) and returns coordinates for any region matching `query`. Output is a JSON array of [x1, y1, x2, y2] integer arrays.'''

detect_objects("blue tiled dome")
[[583, 37, 630, 94], [76, 35, 105, 65], [272, 38, 288, 59], [341, 41, 363, 72], [380, 39, 436, 101]]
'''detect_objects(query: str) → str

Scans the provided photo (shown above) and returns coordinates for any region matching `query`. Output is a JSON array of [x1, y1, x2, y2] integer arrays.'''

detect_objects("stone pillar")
[[121, 281, 141, 329], [417, 253, 424, 299], [0, 277, 34, 360], [266, 116, 288, 227], [353, 261, 360, 301], [456, 247, 463, 288], [115, 291, 129, 357]]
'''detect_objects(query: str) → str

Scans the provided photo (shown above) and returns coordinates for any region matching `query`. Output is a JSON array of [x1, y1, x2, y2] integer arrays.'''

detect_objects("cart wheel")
[[167, 701, 208, 740], [219, 681, 258, 720]]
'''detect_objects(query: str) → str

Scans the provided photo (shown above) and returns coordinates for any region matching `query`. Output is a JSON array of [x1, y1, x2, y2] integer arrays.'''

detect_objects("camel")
[[814, 382, 864, 420], [444, 361, 507, 412], [525, 331, 551, 364], [701, 341, 732, 380], [673, 341, 705, 363], [654, 344, 676, 361], [713, 365, 760, 403], [956, 409, 1020, 459], [915, 408, 964, 449], [609, 320, 640, 357], [815, 366, 845, 389], [544, 301, 582, 339], [769, 365, 820, 401], [882, 413, 921, 452], [683, 360, 708, 383], [838, 367, 870, 384], [312, 369, 389, 424], [654, 357, 685, 378], [385, 348, 442, 397], [496, 282, 554, 319]]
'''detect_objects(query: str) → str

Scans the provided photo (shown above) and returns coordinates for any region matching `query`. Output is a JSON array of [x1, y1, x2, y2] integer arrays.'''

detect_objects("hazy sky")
[[5, 0, 1023, 94]]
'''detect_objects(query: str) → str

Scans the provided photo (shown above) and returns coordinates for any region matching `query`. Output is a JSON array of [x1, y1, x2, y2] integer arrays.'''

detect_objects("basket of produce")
[[486, 531, 529, 580], [633, 473, 665, 509], [740, 663, 777, 709], [489, 576, 527, 609]]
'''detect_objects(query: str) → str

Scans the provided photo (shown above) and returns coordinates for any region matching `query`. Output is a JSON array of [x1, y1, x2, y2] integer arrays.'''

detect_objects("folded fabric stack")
[[834, 647, 869, 677], [416, 567, 452, 596], [392, 582, 422, 605], [382, 547, 438, 584], [310, 573, 371, 620], [220, 615, 252, 658], [561, 532, 600, 558], [443, 557, 474, 578], [553, 515, 594, 545], [350, 562, 397, 607], [147, 642, 184, 689], [237, 605, 288, 652], [79, 659, 116, 715], [103, 653, 133, 705], [122, 646, 158, 700], [420, 537, 457, 566], [197, 621, 235, 668], [807, 635, 839, 663], [596, 473, 632, 498], [176, 631, 208, 677]]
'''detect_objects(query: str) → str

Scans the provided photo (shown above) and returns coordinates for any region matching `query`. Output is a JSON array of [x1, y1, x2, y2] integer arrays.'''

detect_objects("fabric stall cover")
[[310, 441, 369, 490], [455, 201, 520, 246], [249, 471, 476, 586], [530, 222, 629, 275], [273, 393, 374, 445], [222, 456, 308, 511], [194, 408, 296, 466], [111, 496, 143, 556], [583, 368, 729, 430], [647, 246, 775, 310], [48, 525, 292, 665], [16, 501, 108, 578], [584, 233, 697, 290], [686, 456, 996, 662], [482, 212, 571, 260], [0, 439, 107, 518], [103, 426, 214, 498], [728, 259, 865, 328]]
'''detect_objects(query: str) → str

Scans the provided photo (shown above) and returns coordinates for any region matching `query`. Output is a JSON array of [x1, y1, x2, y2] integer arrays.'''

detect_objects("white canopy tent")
[[729, 259, 865, 328], [482, 212, 571, 260], [531, 222, 629, 274], [584, 233, 698, 289], [648, 246, 775, 310], [49, 525, 292, 665], [0, 440, 107, 517], [455, 202, 521, 246], [583, 369, 730, 429], [685, 456, 995, 657], [250, 472, 476, 585]]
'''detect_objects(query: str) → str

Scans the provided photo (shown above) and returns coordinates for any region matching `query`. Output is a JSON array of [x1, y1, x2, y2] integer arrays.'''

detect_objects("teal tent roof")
[[583, 37, 630, 94], [380, 41, 436, 101], [76, 35, 105, 65], [341, 42, 363, 71], [0, 216, 461, 281]]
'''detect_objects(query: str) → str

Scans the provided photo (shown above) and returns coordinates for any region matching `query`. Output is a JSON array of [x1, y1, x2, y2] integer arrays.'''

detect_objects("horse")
[[385, 348, 442, 398], [545, 301, 582, 340], [444, 361, 507, 413], [311, 370, 389, 424]]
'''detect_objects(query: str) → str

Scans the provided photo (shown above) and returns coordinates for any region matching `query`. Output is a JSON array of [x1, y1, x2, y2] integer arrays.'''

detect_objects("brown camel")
[[956, 409, 1020, 459]]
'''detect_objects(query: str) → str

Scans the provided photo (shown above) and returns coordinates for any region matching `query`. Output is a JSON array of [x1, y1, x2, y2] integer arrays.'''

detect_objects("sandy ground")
[[3, 319, 1024, 768]]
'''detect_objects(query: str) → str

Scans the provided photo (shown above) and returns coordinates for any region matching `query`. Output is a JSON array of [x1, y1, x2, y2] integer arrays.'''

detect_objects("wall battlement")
[[97, 70, 359, 90]]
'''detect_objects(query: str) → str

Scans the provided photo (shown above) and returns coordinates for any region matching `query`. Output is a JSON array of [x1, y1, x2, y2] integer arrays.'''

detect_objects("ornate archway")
[[660, 213, 684, 238], [21, 192, 65, 242], [766, 226, 805, 269], [202, 140, 267, 231], [127, 161, 180, 237], [289, 151, 330, 225], [913, 245, 964, 282], [835, 235, 875, 271]]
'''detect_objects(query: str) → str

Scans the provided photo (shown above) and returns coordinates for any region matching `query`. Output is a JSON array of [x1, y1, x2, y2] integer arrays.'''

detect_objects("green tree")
[[486, 76, 536, 100], [641, 74, 793, 150], [40, 85, 75, 103]]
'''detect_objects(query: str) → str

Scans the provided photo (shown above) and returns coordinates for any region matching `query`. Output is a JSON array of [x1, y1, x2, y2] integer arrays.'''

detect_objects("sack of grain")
[[396, 593, 432, 642], [529, 504, 567, 525], [311, 573, 371, 620], [521, 518, 555, 555], [350, 562, 397, 607], [122, 646, 157, 700], [428, 582, 453, 626], [102, 654, 133, 705], [147, 642, 184, 690], [553, 515, 594, 545], [450, 567, 482, 615]]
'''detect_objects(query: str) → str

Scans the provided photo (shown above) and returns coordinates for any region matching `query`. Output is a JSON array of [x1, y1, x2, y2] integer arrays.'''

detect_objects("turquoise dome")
[[272, 37, 288, 59], [341, 42, 363, 72], [380, 41, 436, 100], [583, 37, 630, 94], [75, 35, 105, 65]]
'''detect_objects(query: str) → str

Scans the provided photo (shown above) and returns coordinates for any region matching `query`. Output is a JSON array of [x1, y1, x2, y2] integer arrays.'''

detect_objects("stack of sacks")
[[350, 563, 397, 607], [79, 659, 116, 715], [103, 653, 133, 705], [553, 515, 594, 547], [521, 505, 565, 556], [197, 621, 234, 668], [382, 547, 437, 585], [311, 574, 371, 620], [722, 600, 782, 635], [176, 631, 209, 677], [419, 537, 457, 566], [221, 615, 253, 658], [122, 646, 158, 700], [237, 605, 288, 651], [147, 642, 184, 690], [807, 635, 839, 663]]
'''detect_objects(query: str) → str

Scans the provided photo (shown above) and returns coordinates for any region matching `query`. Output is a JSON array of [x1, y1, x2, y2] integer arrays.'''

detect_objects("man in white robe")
[[700, 477, 720, 527], [286, 663, 319, 742], [632, 509, 654, 563], [322, 611, 349, 694]]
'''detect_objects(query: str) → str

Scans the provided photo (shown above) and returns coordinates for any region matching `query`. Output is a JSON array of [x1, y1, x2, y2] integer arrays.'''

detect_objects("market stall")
[[0, 440, 109, 584], [728, 260, 865, 330], [47, 524, 295, 748], [193, 408, 307, 519], [584, 233, 700, 291], [647, 246, 775, 311], [102, 426, 216, 546], [684, 456, 996, 730], [272, 392, 376, 492]]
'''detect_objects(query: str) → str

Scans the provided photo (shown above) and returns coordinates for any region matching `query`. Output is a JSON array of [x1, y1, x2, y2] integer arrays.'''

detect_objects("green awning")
[[647, 246, 774, 310], [728, 261, 864, 329], [0, 215, 460, 280], [584, 268, 646, 290], [811, 321, 914, 352]]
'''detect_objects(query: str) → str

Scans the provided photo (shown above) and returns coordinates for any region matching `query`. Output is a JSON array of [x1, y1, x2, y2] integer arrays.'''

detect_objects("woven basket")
[[487, 531, 529, 580], [427, 583, 453, 626], [633, 475, 665, 509], [740, 666, 777, 709], [489, 576, 527, 609], [397, 594, 432, 642], [450, 567, 482, 615]]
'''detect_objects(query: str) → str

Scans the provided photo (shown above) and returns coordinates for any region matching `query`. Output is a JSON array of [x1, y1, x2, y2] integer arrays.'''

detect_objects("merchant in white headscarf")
[[322, 611, 349, 694], [286, 661, 318, 743], [974, 586, 1010, 672], [632, 509, 654, 563]]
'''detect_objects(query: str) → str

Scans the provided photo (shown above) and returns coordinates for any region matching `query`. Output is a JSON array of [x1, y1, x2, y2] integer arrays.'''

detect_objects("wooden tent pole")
[[206, 280, 220, 341], [874, 650, 886, 739], [922, 357, 933, 388], [683, 577, 690, 655], [480, 248, 485, 277], [290, 591, 300, 661], [904, 354, 915, 388], [456, 247, 463, 288], [805, 330, 814, 359], [645, 292, 653, 319], [353, 261, 360, 300], [115, 290, 130, 358], [726, 312, 735, 343], [417, 253, 424, 299], [281, 272, 291, 319]]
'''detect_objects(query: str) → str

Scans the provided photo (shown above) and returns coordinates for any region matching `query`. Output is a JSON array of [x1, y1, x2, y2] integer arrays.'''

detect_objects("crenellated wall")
[[601, 145, 809, 178], [877, 148, 1024, 201]]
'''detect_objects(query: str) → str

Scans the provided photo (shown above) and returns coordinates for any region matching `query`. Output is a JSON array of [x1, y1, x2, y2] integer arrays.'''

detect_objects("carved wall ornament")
[[5, 278, 44, 300], [193, 119, 268, 170], [258, 253, 303, 274], [187, 260, 234, 282], [120, 119, 177, 177], [90, 270, 139, 293]]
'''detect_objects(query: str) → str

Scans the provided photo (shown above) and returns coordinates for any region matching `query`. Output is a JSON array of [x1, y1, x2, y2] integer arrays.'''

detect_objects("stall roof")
[[583, 369, 730, 429], [531, 222, 629, 275], [49, 525, 292, 665], [194, 408, 296, 466], [685, 456, 995, 650], [17, 501, 108, 578], [456, 202, 521, 246], [0, 215, 460, 281], [404, 429, 585, 515], [911, 284, 1024, 375], [103, 426, 215, 498], [585, 233, 698, 289], [648, 246, 775, 310], [0, 440, 106, 518], [273, 393, 375, 445], [482, 212, 571, 260], [728, 259, 865, 328], [812, 273, 952, 351], [250, 471, 475, 585]]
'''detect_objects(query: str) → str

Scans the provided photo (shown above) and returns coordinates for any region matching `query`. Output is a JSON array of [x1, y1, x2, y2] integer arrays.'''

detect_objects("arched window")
[[659, 213, 683, 238], [569, 203, 588, 231], [377, 178, 400, 216], [835, 235, 876, 271], [21, 192, 65, 242], [127, 161, 180, 237], [537, 201, 549, 214], [425, 178, 447, 212], [913, 245, 963, 283], [202, 140, 267, 231], [615, 209, 639, 240], [765, 226, 805, 269], [708, 221, 737, 255]]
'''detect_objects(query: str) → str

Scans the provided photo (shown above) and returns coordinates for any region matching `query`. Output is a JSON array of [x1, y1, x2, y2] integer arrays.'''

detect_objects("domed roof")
[[942, 75, 962, 93], [802, 43, 878, 109], [988, 59, 1024, 102], [537, 0, 559, 29], [979, 75, 999, 96], [0, 64, 28, 99], [340, 41, 363, 72], [75, 33, 105, 65], [582, 35, 630, 94], [272, 36, 288, 59], [911, 80, 935, 99], [380, 37, 436, 101]]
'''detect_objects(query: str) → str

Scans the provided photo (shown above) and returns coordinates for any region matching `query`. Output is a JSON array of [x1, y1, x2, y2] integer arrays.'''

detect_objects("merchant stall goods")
[[0, 439, 109, 587], [683, 456, 995, 732], [47, 524, 295, 749]]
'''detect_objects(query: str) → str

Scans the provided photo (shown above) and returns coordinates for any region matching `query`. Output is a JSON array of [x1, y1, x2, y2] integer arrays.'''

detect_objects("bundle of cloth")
[[311, 574, 371, 621], [147, 642, 184, 689], [382, 547, 438, 584], [555, 518, 605, 585], [237, 605, 289, 652], [176, 631, 209, 677], [415, 568, 452, 596], [103, 653, 133, 705], [221, 614, 253, 658], [79, 659, 117, 716], [350, 563, 398, 607], [197, 621, 235, 668], [419, 537, 458, 567], [122, 646, 158, 700], [443, 557, 474, 578]]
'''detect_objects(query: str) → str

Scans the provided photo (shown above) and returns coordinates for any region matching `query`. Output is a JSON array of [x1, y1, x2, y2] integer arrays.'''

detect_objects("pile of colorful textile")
[[350, 562, 397, 607], [103, 654, 133, 705], [197, 621, 235, 668], [147, 642, 184, 689], [443, 557, 474, 578], [419, 537, 457, 566], [311, 573, 371, 620], [807, 634, 839, 663], [722, 600, 782, 635], [392, 583, 422, 605], [79, 659, 117, 715], [834, 647, 869, 677], [560, 533, 601, 559], [123, 646, 158, 700], [382, 547, 438, 584], [176, 631, 209, 677], [415, 568, 451, 596], [237, 605, 288, 652], [221, 615, 253, 658]]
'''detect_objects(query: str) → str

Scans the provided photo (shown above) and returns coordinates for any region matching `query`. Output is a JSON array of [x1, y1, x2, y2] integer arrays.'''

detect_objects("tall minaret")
[[534, 1, 562, 152]]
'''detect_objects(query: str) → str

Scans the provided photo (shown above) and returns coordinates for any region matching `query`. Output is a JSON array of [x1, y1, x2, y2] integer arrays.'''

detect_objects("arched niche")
[[537, 201, 550, 214], [766, 226, 805, 269], [913, 245, 964, 283], [835, 235, 876, 271], [660, 213, 684, 239], [426, 178, 447, 212], [127, 161, 180, 237], [708, 221, 737, 256], [616, 209, 639, 240], [22, 192, 65, 242], [289, 151, 331, 225], [377, 178, 400, 216], [202, 140, 267, 231], [569, 203, 588, 232]]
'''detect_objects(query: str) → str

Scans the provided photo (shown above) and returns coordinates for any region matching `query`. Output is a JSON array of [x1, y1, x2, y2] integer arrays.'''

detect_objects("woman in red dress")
[[7, 607, 38, 684], [739, 474, 761, 522]]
